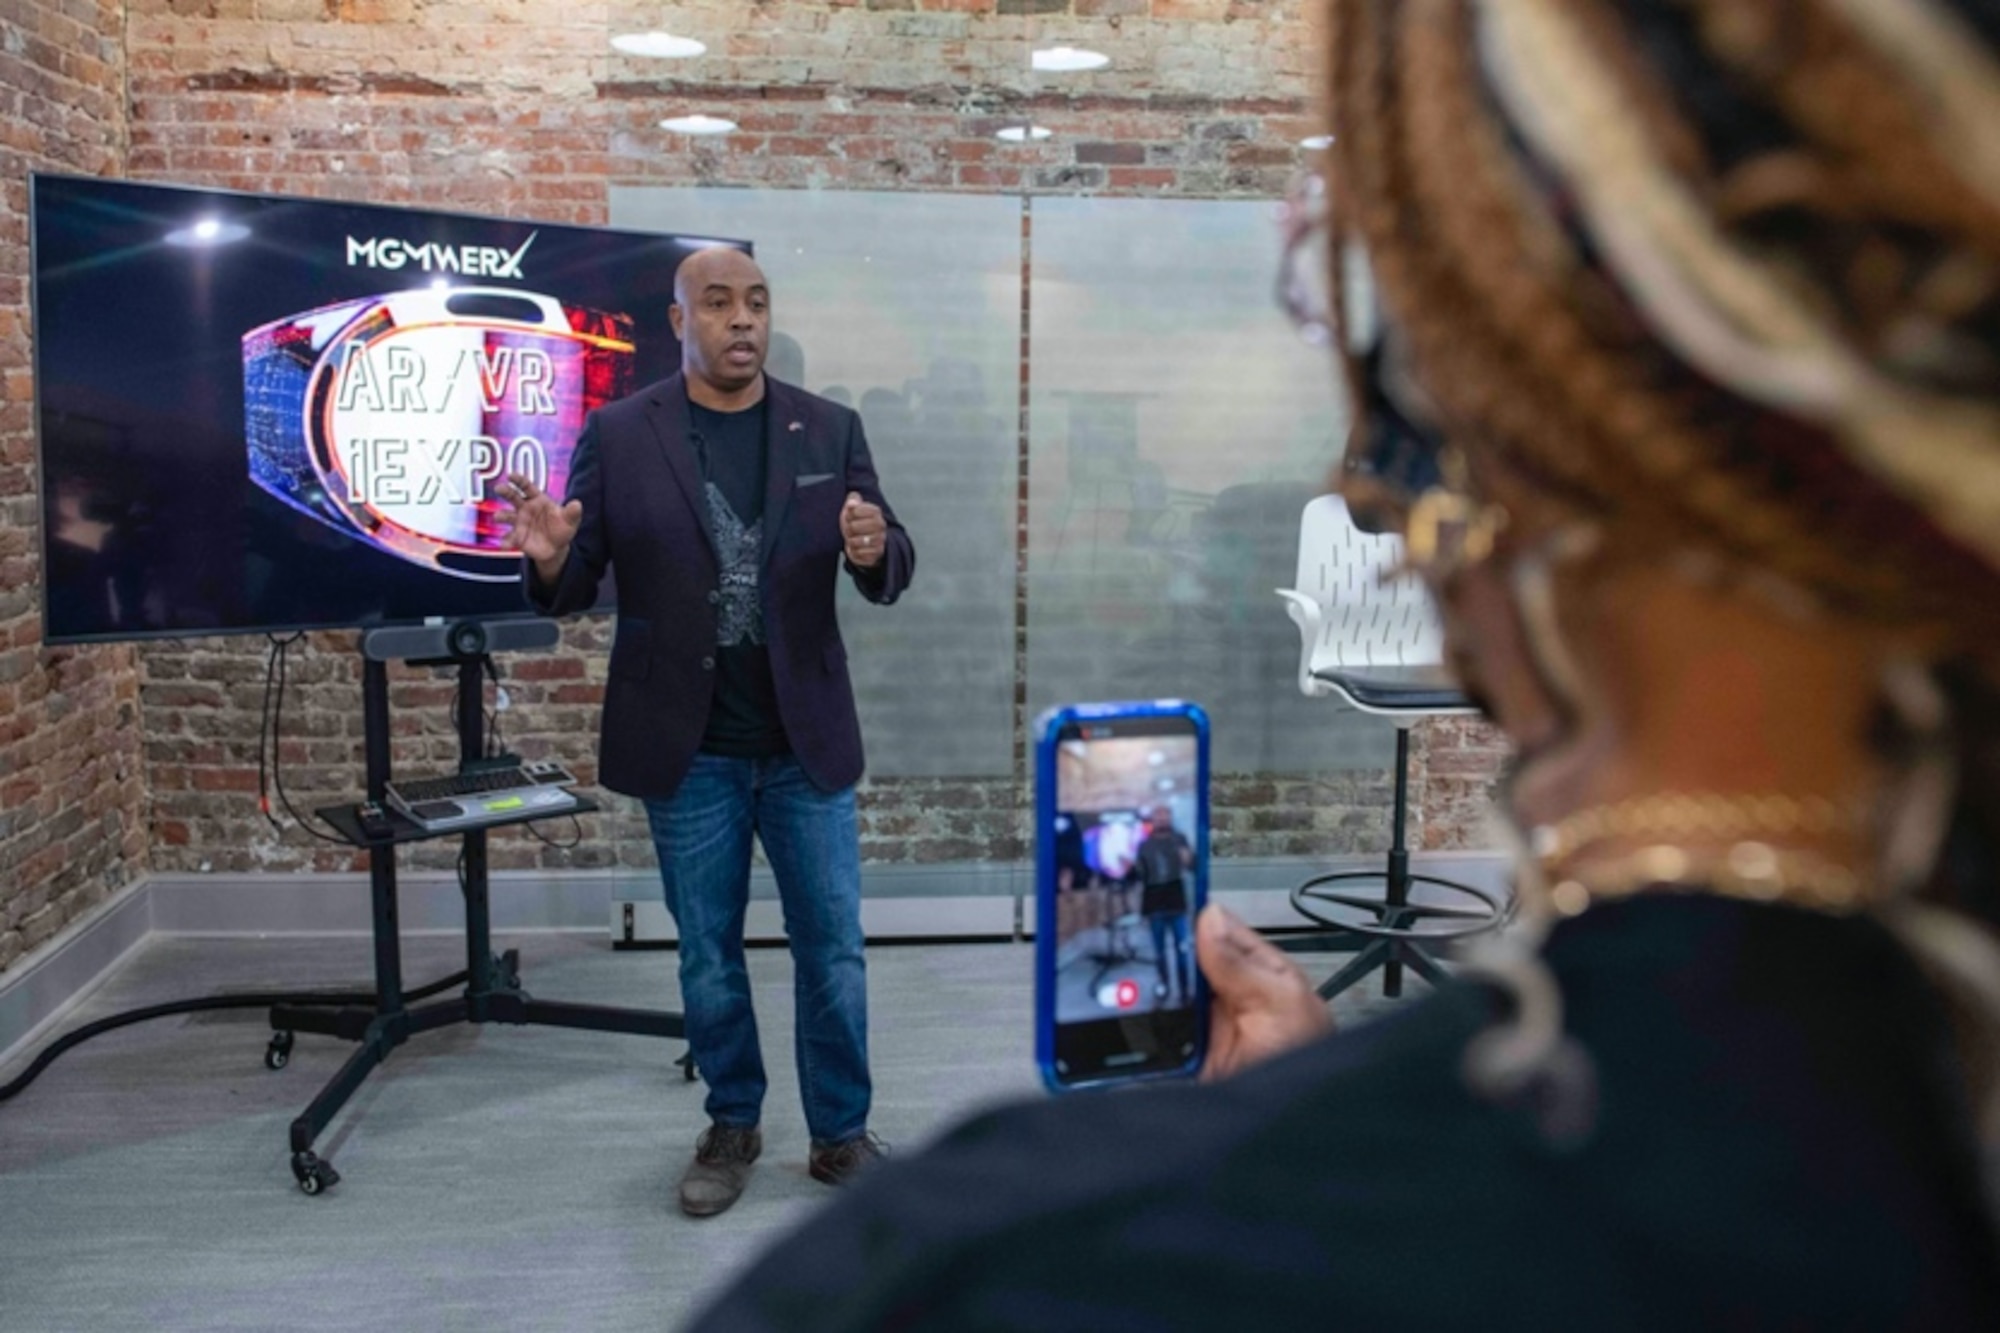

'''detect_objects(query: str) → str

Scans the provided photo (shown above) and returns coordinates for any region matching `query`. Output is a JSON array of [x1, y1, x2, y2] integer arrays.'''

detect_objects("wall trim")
[[2, 852, 1510, 1071], [0, 877, 155, 1076]]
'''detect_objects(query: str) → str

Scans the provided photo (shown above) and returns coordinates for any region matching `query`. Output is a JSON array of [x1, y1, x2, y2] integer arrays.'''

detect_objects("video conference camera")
[[361, 618, 560, 664]]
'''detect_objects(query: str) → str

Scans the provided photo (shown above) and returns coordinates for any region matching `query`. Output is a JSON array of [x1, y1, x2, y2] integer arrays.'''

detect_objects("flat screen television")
[[30, 173, 740, 644]]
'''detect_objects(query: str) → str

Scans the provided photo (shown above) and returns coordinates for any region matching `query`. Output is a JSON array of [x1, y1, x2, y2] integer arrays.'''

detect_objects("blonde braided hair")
[[1330, 0, 2000, 642], [1324, 0, 2000, 1212]]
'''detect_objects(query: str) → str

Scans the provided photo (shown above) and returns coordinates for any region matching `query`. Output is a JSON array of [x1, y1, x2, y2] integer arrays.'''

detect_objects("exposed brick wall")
[[1415, 716, 1511, 852], [2, 2, 1508, 956], [122, 0, 1325, 208], [0, 0, 143, 973]]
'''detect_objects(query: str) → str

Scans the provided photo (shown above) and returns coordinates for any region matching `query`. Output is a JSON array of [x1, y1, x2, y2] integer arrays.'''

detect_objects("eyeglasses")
[[1277, 170, 1508, 580], [1276, 171, 1335, 348], [1278, 173, 1450, 505]]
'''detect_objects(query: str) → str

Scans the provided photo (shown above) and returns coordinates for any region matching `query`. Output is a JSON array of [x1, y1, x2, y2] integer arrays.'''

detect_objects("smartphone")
[[1035, 699, 1211, 1092]]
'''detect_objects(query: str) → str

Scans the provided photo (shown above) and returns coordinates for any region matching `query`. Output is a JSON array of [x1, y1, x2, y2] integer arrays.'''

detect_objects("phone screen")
[[1038, 704, 1208, 1090]]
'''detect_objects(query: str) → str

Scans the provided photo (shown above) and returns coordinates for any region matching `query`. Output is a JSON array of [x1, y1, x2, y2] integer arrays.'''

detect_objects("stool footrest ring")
[[1290, 871, 1506, 942]]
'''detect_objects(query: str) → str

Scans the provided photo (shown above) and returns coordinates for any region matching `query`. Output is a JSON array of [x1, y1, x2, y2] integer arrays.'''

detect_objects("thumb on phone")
[[1197, 904, 1332, 1081]]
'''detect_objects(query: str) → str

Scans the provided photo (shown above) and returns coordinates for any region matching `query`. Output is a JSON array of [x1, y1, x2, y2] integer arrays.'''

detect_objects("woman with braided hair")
[[689, 2, 2000, 1327]]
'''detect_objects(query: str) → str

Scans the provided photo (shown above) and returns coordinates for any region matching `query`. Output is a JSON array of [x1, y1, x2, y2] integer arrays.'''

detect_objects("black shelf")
[[314, 793, 599, 849]]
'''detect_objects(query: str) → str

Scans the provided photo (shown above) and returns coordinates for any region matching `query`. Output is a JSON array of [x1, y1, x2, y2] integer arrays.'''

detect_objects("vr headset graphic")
[[245, 287, 634, 581]]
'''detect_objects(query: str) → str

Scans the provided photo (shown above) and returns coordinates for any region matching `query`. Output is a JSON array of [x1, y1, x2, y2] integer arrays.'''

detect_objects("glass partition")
[[610, 187, 1023, 778], [1025, 196, 1388, 774], [606, 187, 1388, 784]]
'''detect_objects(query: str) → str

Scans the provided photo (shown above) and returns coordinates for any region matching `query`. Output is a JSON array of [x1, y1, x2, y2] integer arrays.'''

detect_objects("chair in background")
[[1275, 494, 1507, 1001]]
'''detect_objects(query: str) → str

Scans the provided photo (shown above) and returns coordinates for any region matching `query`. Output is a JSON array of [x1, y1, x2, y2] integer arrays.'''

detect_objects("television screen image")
[[31, 174, 739, 643], [1080, 811, 1145, 883]]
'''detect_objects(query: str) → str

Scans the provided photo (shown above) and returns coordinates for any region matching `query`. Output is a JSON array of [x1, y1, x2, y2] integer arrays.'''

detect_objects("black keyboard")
[[388, 762, 573, 805], [385, 761, 579, 832]]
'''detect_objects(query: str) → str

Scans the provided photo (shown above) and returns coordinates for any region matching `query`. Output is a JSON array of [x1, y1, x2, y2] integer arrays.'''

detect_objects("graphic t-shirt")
[[691, 398, 787, 757], [1138, 827, 1191, 915]]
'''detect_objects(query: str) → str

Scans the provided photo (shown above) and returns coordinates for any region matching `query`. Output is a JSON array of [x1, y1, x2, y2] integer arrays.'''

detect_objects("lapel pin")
[[789, 421, 804, 433]]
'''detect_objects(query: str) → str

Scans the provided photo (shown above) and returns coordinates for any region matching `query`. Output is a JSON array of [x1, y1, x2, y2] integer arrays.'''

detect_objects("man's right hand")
[[1195, 904, 1334, 1081], [500, 473, 582, 584]]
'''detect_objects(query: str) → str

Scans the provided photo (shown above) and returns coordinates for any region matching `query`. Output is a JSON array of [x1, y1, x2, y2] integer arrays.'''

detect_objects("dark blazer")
[[529, 373, 913, 800]]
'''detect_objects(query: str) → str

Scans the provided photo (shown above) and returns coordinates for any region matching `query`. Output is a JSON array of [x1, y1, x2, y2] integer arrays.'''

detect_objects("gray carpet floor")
[[0, 931, 1410, 1332]]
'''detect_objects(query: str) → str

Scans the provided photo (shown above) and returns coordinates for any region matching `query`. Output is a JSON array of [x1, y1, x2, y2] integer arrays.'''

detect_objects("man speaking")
[[500, 245, 914, 1218]]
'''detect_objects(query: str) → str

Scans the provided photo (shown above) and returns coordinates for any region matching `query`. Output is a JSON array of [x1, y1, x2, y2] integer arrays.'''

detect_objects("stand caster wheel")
[[264, 1031, 295, 1071], [292, 1151, 340, 1196]]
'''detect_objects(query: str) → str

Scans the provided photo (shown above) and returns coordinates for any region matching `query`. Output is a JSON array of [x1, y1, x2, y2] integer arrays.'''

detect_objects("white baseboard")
[[1, 852, 1511, 1069], [608, 852, 1512, 945], [142, 869, 648, 937], [0, 878, 155, 1075], [613, 895, 1029, 946]]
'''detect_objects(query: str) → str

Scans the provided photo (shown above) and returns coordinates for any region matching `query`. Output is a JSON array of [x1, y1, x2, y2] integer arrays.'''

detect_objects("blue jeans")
[[1149, 911, 1192, 1001], [643, 753, 870, 1144]]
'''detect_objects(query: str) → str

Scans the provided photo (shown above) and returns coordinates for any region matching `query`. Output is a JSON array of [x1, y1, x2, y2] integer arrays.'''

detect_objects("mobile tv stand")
[[267, 620, 687, 1197]]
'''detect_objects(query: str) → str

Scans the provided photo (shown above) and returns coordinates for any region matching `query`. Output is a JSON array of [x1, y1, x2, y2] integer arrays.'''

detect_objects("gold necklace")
[[1528, 790, 1859, 863], [1527, 790, 1874, 918], [1537, 840, 1872, 918]]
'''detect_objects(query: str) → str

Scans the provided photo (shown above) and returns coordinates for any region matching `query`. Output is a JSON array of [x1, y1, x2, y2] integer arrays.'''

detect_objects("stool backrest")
[[1290, 494, 1445, 670]]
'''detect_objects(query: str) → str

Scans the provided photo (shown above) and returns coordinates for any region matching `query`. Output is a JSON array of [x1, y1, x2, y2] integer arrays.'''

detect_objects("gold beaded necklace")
[[1526, 790, 1876, 918]]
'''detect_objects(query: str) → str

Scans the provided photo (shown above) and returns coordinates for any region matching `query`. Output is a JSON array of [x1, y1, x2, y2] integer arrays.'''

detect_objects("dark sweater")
[[690, 896, 2000, 1331]]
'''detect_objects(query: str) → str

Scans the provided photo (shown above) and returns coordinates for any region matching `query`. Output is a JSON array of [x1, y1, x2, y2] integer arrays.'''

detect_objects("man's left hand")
[[841, 492, 887, 568]]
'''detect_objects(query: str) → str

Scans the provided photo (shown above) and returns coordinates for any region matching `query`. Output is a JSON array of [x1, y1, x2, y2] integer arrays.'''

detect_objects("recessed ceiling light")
[[1300, 134, 1336, 150], [995, 125, 1054, 142], [1032, 46, 1110, 73], [660, 115, 737, 136], [612, 31, 706, 58]]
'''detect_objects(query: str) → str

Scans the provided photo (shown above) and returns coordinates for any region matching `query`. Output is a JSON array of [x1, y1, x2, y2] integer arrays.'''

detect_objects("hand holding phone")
[[1194, 903, 1333, 1080], [1035, 700, 1211, 1092]]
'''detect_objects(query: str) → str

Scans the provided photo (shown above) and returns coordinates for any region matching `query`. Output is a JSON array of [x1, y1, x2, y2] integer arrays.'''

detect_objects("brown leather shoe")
[[678, 1122, 761, 1218], [808, 1131, 888, 1186]]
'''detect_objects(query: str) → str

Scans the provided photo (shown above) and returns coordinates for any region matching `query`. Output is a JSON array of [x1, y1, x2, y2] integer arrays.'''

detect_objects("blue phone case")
[[1034, 699, 1211, 1093]]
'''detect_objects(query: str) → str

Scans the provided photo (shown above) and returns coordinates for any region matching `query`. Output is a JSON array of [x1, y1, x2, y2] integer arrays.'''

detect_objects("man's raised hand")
[[500, 473, 582, 582]]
